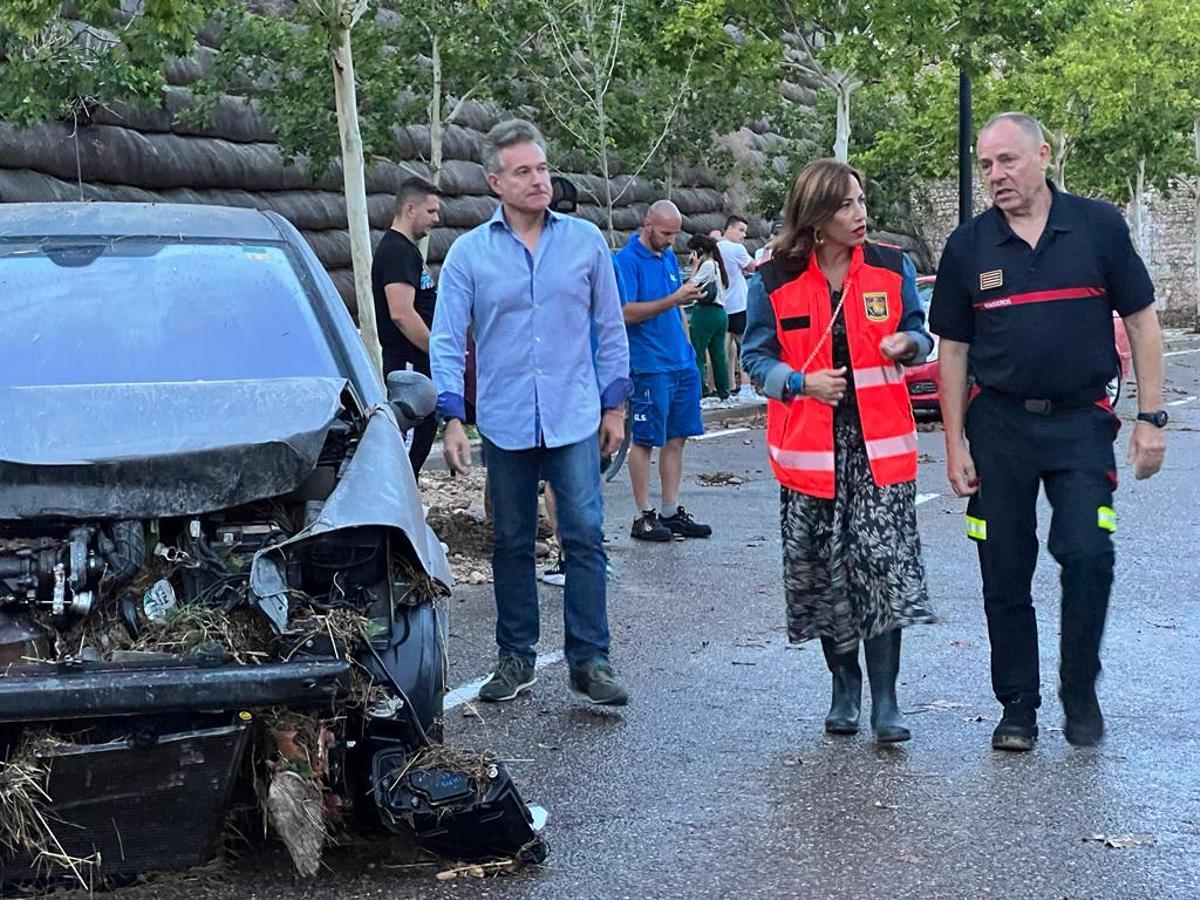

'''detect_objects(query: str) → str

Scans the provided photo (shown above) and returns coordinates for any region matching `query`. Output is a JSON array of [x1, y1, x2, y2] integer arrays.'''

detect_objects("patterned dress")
[[781, 289, 935, 653]]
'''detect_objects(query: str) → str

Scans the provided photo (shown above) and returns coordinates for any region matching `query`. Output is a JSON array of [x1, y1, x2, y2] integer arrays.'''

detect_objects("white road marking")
[[1167, 396, 1197, 407], [1164, 347, 1200, 358], [916, 493, 940, 506], [444, 649, 566, 710], [694, 426, 750, 441]]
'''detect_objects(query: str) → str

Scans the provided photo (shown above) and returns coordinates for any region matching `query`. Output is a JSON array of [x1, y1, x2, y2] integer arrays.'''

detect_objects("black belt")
[[980, 385, 1106, 415]]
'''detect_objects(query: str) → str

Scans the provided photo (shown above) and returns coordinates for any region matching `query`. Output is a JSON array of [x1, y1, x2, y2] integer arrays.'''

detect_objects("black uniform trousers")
[[964, 389, 1119, 709], [384, 350, 438, 479]]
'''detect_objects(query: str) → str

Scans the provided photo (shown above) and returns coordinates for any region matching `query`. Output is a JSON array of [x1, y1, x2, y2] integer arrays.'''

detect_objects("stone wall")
[[912, 178, 1199, 327], [1137, 183, 1199, 327]]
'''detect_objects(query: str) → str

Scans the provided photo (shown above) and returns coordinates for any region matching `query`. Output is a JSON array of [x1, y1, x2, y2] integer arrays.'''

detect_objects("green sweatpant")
[[689, 303, 730, 398]]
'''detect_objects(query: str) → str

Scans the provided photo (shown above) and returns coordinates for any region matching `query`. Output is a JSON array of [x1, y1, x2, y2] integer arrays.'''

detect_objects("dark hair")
[[724, 214, 748, 231], [774, 158, 865, 268], [550, 175, 578, 213], [395, 176, 438, 217], [686, 234, 729, 288]]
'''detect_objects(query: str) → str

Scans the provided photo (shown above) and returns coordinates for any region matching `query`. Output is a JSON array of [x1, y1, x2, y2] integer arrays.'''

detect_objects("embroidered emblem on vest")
[[979, 269, 1004, 291], [863, 291, 889, 322]]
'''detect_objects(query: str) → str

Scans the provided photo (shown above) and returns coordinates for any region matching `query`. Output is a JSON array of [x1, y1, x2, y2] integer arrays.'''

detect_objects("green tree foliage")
[[0, 0, 214, 127], [503, 0, 781, 238], [192, 0, 518, 178]]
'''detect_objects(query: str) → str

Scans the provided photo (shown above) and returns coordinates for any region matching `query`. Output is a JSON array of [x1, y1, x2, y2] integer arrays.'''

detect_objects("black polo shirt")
[[929, 181, 1155, 400]]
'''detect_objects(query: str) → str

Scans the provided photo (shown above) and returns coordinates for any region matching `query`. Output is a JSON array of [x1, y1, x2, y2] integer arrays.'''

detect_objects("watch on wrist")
[[1136, 410, 1169, 428]]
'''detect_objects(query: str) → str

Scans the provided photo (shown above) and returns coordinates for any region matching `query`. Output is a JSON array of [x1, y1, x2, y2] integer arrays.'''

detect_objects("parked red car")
[[904, 276, 1133, 418]]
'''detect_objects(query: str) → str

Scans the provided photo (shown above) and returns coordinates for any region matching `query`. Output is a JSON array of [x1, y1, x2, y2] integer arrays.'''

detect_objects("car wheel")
[[1106, 375, 1122, 407]]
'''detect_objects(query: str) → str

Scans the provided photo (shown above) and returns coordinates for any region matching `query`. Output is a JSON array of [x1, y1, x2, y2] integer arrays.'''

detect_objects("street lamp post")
[[958, 59, 972, 225]]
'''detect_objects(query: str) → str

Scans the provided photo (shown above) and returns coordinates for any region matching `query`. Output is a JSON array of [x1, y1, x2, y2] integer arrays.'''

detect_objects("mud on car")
[[0, 203, 543, 890]]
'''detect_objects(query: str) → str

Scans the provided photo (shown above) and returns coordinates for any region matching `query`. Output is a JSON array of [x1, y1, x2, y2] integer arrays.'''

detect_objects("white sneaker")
[[538, 558, 566, 587], [700, 396, 722, 410], [719, 396, 737, 409], [736, 384, 760, 402]]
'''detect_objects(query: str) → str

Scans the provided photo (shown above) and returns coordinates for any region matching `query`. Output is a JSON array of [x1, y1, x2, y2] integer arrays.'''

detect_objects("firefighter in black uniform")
[[930, 112, 1168, 752]]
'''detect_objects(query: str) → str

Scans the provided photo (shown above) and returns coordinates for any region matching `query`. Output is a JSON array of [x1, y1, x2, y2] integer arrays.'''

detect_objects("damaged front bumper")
[[0, 659, 349, 722]]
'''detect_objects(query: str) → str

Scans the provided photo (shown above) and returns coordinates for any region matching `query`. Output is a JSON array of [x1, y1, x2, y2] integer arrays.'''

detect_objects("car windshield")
[[0, 238, 340, 387]]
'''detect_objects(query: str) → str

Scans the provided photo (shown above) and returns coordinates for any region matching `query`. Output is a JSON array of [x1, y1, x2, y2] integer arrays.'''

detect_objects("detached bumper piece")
[[0, 660, 350, 722], [1, 724, 249, 886], [372, 747, 548, 865]]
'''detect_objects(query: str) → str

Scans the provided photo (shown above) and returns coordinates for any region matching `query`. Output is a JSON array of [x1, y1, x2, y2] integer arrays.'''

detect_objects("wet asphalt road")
[[98, 346, 1200, 900]]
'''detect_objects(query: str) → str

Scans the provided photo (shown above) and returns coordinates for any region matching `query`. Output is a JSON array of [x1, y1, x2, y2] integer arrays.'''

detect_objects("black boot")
[[820, 638, 862, 735], [1060, 682, 1104, 747], [864, 629, 911, 744]]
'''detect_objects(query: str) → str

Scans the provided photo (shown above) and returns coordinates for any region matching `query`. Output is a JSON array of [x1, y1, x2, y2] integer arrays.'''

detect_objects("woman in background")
[[686, 234, 731, 408]]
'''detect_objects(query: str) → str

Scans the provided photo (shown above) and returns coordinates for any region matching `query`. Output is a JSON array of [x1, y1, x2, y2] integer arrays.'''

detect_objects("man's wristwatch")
[[1136, 410, 1169, 428]]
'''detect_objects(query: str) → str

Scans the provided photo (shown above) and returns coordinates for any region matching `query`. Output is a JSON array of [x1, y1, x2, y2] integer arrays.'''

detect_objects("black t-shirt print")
[[371, 229, 437, 362]]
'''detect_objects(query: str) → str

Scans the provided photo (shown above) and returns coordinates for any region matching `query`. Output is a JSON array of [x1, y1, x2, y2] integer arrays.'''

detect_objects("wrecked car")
[[0, 202, 544, 890]]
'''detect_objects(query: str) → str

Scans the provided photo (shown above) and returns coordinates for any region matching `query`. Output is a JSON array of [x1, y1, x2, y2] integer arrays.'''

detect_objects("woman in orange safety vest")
[[742, 159, 937, 744]]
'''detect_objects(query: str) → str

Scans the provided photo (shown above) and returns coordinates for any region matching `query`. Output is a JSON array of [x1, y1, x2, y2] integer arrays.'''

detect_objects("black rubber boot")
[[1061, 682, 1104, 747], [864, 629, 911, 744], [820, 638, 862, 735]]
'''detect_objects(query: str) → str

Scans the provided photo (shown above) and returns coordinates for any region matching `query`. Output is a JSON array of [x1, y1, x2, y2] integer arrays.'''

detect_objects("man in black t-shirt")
[[372, 177, 441, 476]]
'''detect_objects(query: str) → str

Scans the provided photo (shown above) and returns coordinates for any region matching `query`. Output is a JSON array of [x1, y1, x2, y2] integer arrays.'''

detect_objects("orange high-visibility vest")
[[761, 242, 918, 499]]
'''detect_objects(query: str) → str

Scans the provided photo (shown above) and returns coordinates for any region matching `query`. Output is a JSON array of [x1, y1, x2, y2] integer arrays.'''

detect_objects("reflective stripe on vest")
[[852, 363, 905, 389], [865, 431, 918, 461], [768, 444, 836, 472]]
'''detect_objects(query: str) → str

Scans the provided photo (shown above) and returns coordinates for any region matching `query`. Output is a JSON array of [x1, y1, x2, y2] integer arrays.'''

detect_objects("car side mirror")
[[386, 370, 436, 430]]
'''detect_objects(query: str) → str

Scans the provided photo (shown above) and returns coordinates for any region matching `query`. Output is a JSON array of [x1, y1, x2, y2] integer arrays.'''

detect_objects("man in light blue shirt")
[[430, 119, 632, 707]]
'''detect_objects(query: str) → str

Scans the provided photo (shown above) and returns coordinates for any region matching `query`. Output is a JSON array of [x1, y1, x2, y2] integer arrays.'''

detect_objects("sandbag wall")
[[0, 41, 741, 312]]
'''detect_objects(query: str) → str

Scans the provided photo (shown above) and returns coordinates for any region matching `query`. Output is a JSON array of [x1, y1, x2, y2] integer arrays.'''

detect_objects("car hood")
[[0, 377, 346, 519]]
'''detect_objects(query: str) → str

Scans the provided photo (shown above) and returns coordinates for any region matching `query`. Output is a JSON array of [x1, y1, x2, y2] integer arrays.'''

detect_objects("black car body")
[[0, 203, 541, 887]]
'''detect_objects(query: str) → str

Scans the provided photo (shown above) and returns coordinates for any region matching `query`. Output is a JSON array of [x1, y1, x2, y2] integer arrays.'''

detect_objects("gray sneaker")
[[478, 656, 536, 703], [569, 660, 629, 706]]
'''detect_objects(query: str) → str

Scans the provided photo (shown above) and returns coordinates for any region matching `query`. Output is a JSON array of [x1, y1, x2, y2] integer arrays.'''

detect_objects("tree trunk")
[[422, 31, 444, 263], [1130, 157, 1147, 258], [594, 88, 615, 244], [330, 21, 382, 378], [833, 77, 851, 162], [1051, 129, 1070, 191]]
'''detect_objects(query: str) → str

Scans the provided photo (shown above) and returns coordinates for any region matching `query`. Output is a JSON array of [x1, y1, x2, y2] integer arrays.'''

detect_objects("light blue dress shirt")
[[430, 205, 632, 451]]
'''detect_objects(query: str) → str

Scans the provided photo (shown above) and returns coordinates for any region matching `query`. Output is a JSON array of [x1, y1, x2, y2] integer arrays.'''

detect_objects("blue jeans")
[[484, 434, 610, 668]]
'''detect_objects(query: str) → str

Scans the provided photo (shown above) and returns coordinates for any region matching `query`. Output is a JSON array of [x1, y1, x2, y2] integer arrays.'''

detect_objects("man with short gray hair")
[[431, 119, 633, 706], [930, 110, 1167, 752]]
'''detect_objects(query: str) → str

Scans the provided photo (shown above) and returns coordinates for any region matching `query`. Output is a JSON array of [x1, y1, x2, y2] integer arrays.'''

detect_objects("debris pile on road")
[[420, 470, 556, 586], [697, 471, 748, 486]]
